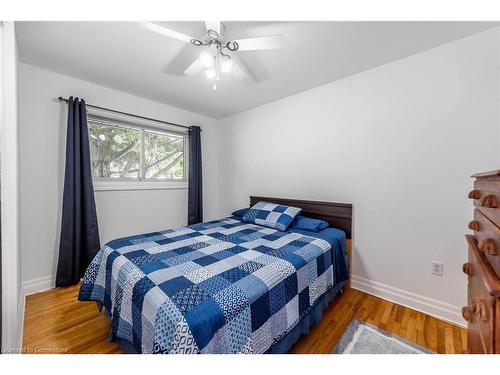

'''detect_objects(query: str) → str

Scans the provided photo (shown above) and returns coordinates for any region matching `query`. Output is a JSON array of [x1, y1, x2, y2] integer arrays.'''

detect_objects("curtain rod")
[[57, 96, 191, 131]]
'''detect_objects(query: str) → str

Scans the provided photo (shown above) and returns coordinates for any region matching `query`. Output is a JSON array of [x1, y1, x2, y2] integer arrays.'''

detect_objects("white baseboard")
[[22, 275, 56, 296], [350, 275, 466, 328]]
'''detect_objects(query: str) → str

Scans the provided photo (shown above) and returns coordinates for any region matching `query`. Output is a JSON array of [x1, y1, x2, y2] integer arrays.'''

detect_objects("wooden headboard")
[[249, 196, 353, 239]]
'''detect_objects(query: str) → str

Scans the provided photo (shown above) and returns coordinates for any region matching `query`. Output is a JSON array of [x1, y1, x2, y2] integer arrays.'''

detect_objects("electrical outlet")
[[432, 261, 443, 276]]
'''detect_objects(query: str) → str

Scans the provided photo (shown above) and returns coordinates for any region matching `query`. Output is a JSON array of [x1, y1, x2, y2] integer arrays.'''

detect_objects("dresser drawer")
[[464, 235, 498, 353], [467, 171, 500, 354], [470, 179, 500, 225], [470, 209, 500, 278]]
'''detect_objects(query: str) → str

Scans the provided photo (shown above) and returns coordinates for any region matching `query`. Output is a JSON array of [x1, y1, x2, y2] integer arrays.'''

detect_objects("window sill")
[[93, 180, 188, 192]]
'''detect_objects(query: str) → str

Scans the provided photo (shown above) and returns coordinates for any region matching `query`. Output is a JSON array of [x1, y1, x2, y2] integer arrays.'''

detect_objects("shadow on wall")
[[51, 99, 67, 277], [349, 204, 371, 285]]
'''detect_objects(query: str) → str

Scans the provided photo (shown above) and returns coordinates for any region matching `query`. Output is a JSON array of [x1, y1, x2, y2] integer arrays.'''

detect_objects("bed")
[[78, 196, 352, 354]]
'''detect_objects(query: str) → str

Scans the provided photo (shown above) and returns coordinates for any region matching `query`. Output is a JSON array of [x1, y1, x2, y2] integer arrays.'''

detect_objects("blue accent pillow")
[[242, 201, 302, 231], [231, 208, 249, 217], [290, 215, 330, 232]]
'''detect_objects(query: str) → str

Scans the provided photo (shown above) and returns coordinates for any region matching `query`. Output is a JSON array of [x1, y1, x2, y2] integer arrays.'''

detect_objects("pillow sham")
[[242, 201, 302, 231], [290, 215, 330, 232], [231, 207, 249, 217], [232, 207, 329, 233]]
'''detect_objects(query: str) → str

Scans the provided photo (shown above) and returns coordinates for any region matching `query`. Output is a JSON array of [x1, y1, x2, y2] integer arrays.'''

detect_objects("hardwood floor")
[[23, 285, 466, 354], [289, 288, 467, 354], [23, 284, 123, 354]]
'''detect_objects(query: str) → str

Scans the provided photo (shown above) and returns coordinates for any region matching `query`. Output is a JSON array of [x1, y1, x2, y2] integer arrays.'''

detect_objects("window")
[[88, 117, 187, 189]]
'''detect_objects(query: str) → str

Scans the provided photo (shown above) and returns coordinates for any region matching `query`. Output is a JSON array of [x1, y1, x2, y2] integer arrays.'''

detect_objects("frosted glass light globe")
[[199, 51, 213, 68]]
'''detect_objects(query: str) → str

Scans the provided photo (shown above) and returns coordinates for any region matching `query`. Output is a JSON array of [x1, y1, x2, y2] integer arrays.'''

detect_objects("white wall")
[[18, 63, 219, 290], [217, 28, 500, 325], [1, 22, 21, 350]]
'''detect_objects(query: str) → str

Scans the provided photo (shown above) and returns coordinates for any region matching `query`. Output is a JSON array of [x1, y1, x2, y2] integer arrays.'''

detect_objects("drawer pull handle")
[[480, 194, 497, 208], [468, 190, 481, 199], [462, 306, 473, 322], [468, 220, 480, 231], [462, 262, 472, 276], [473, 300, 488, 321], [478, 239, 497, 255]]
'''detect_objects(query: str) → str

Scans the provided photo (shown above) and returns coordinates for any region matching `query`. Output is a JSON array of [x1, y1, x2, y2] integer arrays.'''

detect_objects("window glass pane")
[[88, 121, 141, 178], [144, 131, 184, 180]]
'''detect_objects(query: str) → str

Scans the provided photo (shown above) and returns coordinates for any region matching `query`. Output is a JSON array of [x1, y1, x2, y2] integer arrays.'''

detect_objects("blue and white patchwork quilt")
[[78, 217, 340, 354]]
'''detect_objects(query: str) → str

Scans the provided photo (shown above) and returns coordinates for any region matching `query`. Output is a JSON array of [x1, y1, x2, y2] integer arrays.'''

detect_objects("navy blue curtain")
[[188, 126, 203, 225], [56, 97, 100, 287]]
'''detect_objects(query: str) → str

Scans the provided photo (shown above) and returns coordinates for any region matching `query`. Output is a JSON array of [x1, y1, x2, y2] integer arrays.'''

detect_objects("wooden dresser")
[[463, 170, 500, 354]]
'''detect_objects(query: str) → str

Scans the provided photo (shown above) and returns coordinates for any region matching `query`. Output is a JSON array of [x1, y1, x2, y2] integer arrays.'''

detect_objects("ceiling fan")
[[139, 21, 284, 90]]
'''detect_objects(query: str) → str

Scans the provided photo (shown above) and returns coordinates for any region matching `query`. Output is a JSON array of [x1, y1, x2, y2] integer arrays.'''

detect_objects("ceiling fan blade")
[[184, 58, 204, 76], [230, 54, 254, 81], [234, 35, 283, 51], [205, 21, 221, 35], [139, 22, 195, 44]]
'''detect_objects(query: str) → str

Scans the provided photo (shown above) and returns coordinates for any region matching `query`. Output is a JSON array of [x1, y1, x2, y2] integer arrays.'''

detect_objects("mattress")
[[78, 217, 348, 353]]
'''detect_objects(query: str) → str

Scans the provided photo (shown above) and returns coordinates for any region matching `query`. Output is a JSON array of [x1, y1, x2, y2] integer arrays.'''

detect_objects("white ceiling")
[[16, 21, 498, 118]]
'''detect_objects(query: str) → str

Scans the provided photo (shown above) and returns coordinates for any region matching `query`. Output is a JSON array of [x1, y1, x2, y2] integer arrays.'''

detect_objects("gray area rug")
[[332, 319, 433, 354]]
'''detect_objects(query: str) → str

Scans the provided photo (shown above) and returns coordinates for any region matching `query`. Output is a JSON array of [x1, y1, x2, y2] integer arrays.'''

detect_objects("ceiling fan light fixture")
[[199, 50, 214, 68], [140, 21, 283, 88]]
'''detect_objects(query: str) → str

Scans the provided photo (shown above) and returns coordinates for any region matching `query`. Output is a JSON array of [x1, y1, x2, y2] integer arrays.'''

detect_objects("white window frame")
[[88, 115, 188, 192]]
